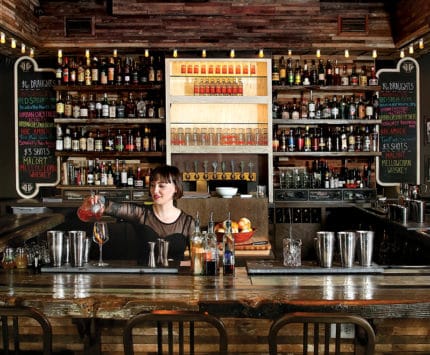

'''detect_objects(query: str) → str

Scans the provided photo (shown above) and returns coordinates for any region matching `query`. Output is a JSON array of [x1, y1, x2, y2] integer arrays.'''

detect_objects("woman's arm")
[[103, 198, 147, 223]]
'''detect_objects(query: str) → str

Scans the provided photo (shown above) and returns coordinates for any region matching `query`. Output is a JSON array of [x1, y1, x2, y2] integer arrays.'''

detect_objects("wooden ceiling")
[[1, 0, 429, 60]]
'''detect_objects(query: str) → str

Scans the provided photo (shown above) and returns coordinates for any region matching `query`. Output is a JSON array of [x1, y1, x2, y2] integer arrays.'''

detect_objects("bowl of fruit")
[[214, 217, 255, 243]]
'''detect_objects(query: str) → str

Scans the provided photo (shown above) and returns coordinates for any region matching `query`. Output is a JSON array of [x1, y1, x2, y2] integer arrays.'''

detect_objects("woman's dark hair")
[[150, 165, 184, 199]]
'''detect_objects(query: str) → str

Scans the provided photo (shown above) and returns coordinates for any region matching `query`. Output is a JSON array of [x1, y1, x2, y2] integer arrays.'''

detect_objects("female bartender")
[[91, 165, 194, 265]]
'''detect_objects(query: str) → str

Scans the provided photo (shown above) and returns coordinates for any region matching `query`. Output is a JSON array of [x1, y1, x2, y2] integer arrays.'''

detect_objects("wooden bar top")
[[0, 213, 65, 250], [1, 266, 430, 320]]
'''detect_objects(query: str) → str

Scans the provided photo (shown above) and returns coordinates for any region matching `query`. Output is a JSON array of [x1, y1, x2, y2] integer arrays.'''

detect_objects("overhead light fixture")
[[21, 43, 26, 54], [344, 49, 349, 58], [258, 49, 264, 58], [173, 49, 178, 58], [400, 49, 405, 58], [419, 38, 424, 49], [409, 44, 414, 54], [11, 38, 16, 49], [372, 49, 377, 59], [144, 49, 149, 58], [0, 32, 5, 44], [316, 49, 321, 58], [202, 49, 207, 58], [230, 49, 235, 58]]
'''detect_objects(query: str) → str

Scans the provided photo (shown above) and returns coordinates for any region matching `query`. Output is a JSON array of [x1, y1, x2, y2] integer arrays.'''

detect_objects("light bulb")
[[85, 49, 90, 58], [11, 38, 16, 49], [230, 49, 235, 58], [21, 43, 25, 54], [173, 49, 178, 58], [419, 38, 424, 49], [258, 49, 264, 58], [57, 49, 62, 58], [113, 49, 117, 58], [316, 49, 321, 58], [288, 49, 292, 56], [400, 49, 405, 58], [1, 32, 5, 44], [344, 49, 349, 58], [409, 44, 414, 54], [372, 49, 377, 58], [30, 48, 34, 57], [202, 49, 207, 58], [144, 49, 149, 57]]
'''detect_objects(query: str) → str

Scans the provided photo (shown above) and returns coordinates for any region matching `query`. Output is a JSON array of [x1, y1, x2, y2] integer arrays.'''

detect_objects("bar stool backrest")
[[268, 312, 375, 355], [0, 306, 52, 355], [123, 310, 228, 355]]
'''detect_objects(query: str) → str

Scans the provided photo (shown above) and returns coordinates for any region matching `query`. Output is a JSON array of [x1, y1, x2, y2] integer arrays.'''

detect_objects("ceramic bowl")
[[216, 187, 238, 198]]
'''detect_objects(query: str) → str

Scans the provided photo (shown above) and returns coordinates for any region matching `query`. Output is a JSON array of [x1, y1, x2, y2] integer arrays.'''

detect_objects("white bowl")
[[216, 187, 238, 198]]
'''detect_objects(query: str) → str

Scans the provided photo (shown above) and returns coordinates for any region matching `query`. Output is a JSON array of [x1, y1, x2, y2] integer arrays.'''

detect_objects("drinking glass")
[[92, 222, 109, 267]]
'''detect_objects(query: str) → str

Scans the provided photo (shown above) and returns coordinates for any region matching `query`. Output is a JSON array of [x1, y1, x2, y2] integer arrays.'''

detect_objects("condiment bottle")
[[203, 212, 219, 276], [222, 213, 235, 276], [2, 247, 16, 269], [15, 247, 28, 269]]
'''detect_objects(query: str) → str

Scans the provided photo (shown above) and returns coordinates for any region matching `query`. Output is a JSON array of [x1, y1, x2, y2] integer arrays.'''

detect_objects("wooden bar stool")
[[123, 310, 228, 355], [0, 306, 52, 355], [268, 312, 375, 355]]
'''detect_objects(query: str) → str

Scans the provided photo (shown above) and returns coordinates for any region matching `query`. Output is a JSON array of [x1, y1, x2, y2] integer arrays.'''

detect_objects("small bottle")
[[204, 212, 219, 276], [120, 161, 128, 187], [15, 247, 28, 269], [2, 247, 15, 269], [222, 214, 235, 276]]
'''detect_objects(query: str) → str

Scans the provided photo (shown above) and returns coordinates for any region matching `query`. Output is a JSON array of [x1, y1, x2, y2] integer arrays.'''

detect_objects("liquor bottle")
[[347, 125, 356, 152], [115, 129, 124, 152], [120, 161, 128, 187], [296, 128, 304, 152], [304, 126, 312, 152], [114, 159, 121, 186], [87, 160, 94, 185], [190, 212, 204, 275], [108, 57, 115, 85], [204, 212, 219, 276], [125, 129, 135, 152], [56, 92, 65, 118], [350, 65, 359, 86], [90, 57, 99, 85], [359, 65, 368, 86], [109, 99, 116, 118], [312, 127, 319, 152], [56, 56, 63, 85], [143, 126, 150, 152], [372, 95, 380, 119], [331, 95, 339, 119], [287, 58, 294, 86], [333, 60, 341, 86], [148, 56, 155, 82], [369, 66, 378, 86], [139, 56, 149, 84], [155, 56, 164, 83], [308, 93, 316, 119], [136, 94, 146, 118], [134, 166, 144, 188], [79, 127, 87, 151], [348, 96, 356, 119], [355, 126, 363, 151], [291, 100, 300, 119], [315, 98, 322, 119], [94, 129, 103, 152], [64, 93, 72, 118], [272, 58, 280, 86], [339, 95, 347, 119], [63, 128, 72, 151], [127, 167, 134, 187], [222, 214, 235, 276], [94, 159, 101, 185], [123, 57, 131, 85], [131, 59, 139, 85], [115, 58, 123, 85], [340, 126, 348, 152], [126, 92, 137, 118], [77, 60, 85, 85], [365, 98, 374, 119], [87, 131, 95, 152], [116, 98, 126, 118], [55, 124, 63, 151], [321, 97, 331, 119], [340, 65, 349, 86], [71, 129, 80, 152], [104, 128, 115, 151], [300, 98, 308, 119], [325, 59, 333, 86], [363, 126, 371, 152], [280, 129, 286, 152], [62, 57, 69, 85], [294, 60, 302, 85], [107, 161, 114, 186], [99, 57, 108, 85], [84, 58, 92, 86], [357, 95, 366, 119], [88, 93, 96, 119], [135, 129, 142, 152], [318, 127, 326, 152], [371, 126, 379, 152], [317, 59, 325, 86], [302, 60, 310, 85], [277, 56, 285, 85], [79, 94, 88, 118], [310, 59, 318, 85], [101, 93, 109, 118], [287, 129, 295, 152], [100, 161, 108, 186], [69, 58, 76, 85]]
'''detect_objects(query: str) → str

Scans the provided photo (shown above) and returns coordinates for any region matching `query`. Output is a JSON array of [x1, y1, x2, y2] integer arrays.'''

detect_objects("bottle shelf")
[[273, 85, 380, 92], [56, 184, 148, 190], [54, 118, 164, 124], [168, 96, 269, 104], [273, 119, 381, 125], [171, 145, 270, 154], [54, 84, 163, 92], [55, 151, 165, 158], [273, 151, 381, 157]]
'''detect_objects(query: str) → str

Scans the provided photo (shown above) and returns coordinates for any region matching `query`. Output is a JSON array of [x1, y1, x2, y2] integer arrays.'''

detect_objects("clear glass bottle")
[[190, 212, 203, 275], [2, 247, 15, 269], [222, 214, 235, 276], [204, 212, 219, 276]]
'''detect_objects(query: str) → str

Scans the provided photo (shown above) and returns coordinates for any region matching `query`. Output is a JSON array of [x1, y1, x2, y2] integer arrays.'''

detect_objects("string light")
[[419, 38, 424, 49], [0, 32, 5, 44], [173, 49, 178, 58], [230, 49, 235, 58], [202, 49, 207, 58], [258, 49, 264, 58], [144, 49, 149, 58], [11, 38, 16, 49], [372, 49, 377, 59], [316, 49, 321, 58], [21, 43, 25, 54], [344, 49, 349, 58], [409, 44, 414, 54], [400, 49, 405, 58]]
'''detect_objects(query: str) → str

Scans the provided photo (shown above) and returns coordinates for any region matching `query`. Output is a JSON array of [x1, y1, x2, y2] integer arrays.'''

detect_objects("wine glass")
[[92, 222, 109, 267]]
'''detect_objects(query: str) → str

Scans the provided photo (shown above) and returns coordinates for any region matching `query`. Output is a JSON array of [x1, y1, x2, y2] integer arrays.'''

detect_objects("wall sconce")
[[11, 38, 16, 49], [21, 43, 25, 54], [409, 44, 414, 54], [258, 49, 264, 58], [372, 49, 377, 59], [144, 49, 149, 58], [113, 49, 118, 58], [173, 49, 178, 58], [1, 32, 5, 44], [202, 49, 207, 58], [230, 49, 235, 58], [419, 38, 424, 49], [85, 49, 90, 58], [400, 49, 405, 58], [316, 49, 321, 58], [344, 49, 349, 58]]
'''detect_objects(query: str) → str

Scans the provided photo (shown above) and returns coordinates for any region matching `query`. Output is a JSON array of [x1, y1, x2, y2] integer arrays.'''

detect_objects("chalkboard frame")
[[14, 56, 60, 199], [376, 57, 420, 186]]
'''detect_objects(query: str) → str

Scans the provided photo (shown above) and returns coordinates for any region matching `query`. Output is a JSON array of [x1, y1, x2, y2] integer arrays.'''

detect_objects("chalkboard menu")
[[14, 56, 59, 199], [377, 57, 420, 185]]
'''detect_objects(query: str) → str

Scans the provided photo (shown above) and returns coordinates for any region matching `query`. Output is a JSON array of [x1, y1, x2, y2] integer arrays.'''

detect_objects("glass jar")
[[2, 247, 16, 269], [15, 247, 28, 269]]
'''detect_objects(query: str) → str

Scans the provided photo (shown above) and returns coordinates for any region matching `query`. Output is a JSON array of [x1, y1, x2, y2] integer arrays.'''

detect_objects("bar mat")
[[246, 260, 384, 275], [41, 265, 178, 274]]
